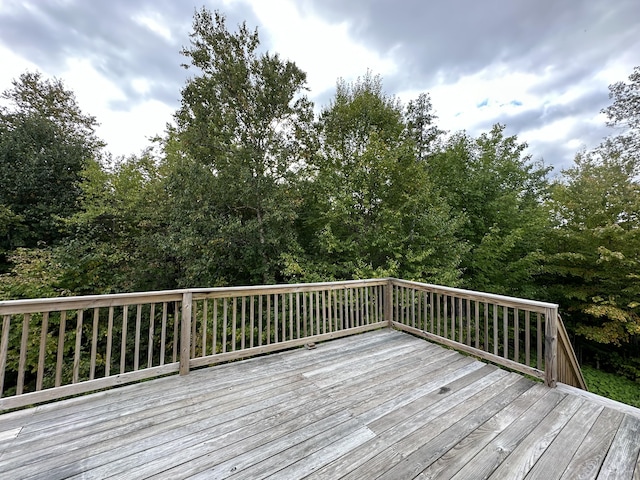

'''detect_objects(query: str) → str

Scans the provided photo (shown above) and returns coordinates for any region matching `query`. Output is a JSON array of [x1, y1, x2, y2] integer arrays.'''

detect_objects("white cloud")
[[59, 58, 171, 157], [245, 0, 397, 95], [133, 12, 173, 43], [0, 44, 38, 94]]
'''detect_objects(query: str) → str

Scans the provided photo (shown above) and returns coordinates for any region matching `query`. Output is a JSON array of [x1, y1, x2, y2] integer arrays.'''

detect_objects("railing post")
[[180, 291, 192, 376], [544, 306, 558, 387], [385, 279, 393, 328]]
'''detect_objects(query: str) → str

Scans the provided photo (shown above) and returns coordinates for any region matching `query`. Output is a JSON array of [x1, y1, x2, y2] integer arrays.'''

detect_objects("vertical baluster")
[[346, 288, 351, 329], [308, 291, 313, 334], [419, 290, 424, 330], [298, 293, 303, 337], [503, 306, 509, 360], [258, 296, 263, 347], [334, 289, 340, 331], [474, 301, 480, 349], [37, 312, 50, 390], [411, 289, 415, 328], [458, 297, 463, 344], [90, 308, 99, 380], [273, 294, 278, 343], [148, 303, 155, 367], [55, 311, 67, 387], [282, 293, 287, 341], [242, 296, 247, 350], [172, 301, 179, 363], [493, 304, 498, 356], [0, 315, 11, 397], [232, 297, 238, 350], [537, 312, 542, 370], [212, 298, 219, 354], [443, 295, 448, 339], [223, 298, 228, 353], [250, 296, 255, 348], [202, 300, 208, 356], [266, 295, 271, 345], [514, 308, 519, 363], [190, 301, 197, 357], [106, 307, 114, 376], [466, 299, 471, 346], [484, 302, 489, 352], [525, 310, 531, 366], [365, 287, 370, 326], [17, 313, 30, 394], [393, 285, 398, 325], [340, 289, 345, 330], [160, 303, 167, 366], [436, 293, 441, 336], [134, 305, 142, 371], [289, 293, 296, 340], [120, 306, 129, 374], [315, 291, 321, 333], [72, 310, 84, 383], [429, 292, 434, 333], [451, 296, 457, 341], [258, 295, 264, 347], [296, 292, 301, 339], [303, 292, 308, 337]]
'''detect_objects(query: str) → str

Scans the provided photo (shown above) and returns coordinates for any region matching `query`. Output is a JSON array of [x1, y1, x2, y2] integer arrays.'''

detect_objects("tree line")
[[1, 8, 639, 382]]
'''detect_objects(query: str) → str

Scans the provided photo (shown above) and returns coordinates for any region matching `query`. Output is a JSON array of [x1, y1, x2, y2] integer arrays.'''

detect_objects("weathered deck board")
[[0, 328, 638, 479]]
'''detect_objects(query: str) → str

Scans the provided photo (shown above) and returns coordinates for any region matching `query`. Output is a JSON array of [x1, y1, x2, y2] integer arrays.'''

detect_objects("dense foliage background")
[[1, 8, 639, 399]]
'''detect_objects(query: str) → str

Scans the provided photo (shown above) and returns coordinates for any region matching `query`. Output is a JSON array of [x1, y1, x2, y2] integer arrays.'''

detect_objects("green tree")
[[543, 145, 640, 348], [602, 65, 639, 157], [428, 125, 551, 297], [57, 153, 172, 294], [172, 8, 313, 285], [292, 74, 465, 283], [0, 72, 102, 255]]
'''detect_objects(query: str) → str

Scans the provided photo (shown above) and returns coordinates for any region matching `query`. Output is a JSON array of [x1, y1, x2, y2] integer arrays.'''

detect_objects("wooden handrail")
[[0, 278, 587, 411], [388, 278, 585, 390], [0, 280, 388, 410]]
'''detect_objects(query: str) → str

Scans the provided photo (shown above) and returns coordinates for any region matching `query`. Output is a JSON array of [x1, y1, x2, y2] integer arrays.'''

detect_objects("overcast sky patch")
[[0, 0, 638, 169]]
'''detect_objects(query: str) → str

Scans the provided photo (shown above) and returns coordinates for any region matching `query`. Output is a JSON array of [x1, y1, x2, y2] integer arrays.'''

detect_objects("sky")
[[0, 0, 638, 171]]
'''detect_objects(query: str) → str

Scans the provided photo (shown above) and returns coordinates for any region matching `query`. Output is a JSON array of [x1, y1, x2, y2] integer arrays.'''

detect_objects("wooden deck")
[[0, 329, 638, 479]]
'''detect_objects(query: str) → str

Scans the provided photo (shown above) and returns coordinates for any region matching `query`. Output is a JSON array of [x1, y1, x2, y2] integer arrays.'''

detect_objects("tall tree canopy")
[[293, 74, 466, 283], [428, 125, 551, 297], [170, 8, 314, 286], [602, 66, 640, 157], [544, 143, 640, 348], [0, 72, 102, 256]]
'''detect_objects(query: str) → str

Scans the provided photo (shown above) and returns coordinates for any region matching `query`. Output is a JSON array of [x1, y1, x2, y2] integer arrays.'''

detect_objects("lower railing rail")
[[0, 277, 586, 410]]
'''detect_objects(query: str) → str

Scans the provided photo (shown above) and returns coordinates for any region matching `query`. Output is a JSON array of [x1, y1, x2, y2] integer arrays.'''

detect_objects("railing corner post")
[[544, 306, 558, 388], [385, 279, 393, 329], [180, 291, 193, 376]]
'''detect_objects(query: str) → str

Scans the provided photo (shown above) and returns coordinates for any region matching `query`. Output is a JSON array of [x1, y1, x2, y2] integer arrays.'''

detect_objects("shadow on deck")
[[0, 329, 638, 479]]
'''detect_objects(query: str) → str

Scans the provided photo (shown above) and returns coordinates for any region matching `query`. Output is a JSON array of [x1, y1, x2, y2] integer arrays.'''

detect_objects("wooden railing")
[[557, 314, 588, 390], [0, 279, 386, 410], [389, 279, 585, 390], [0, 278, 586, 410]]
